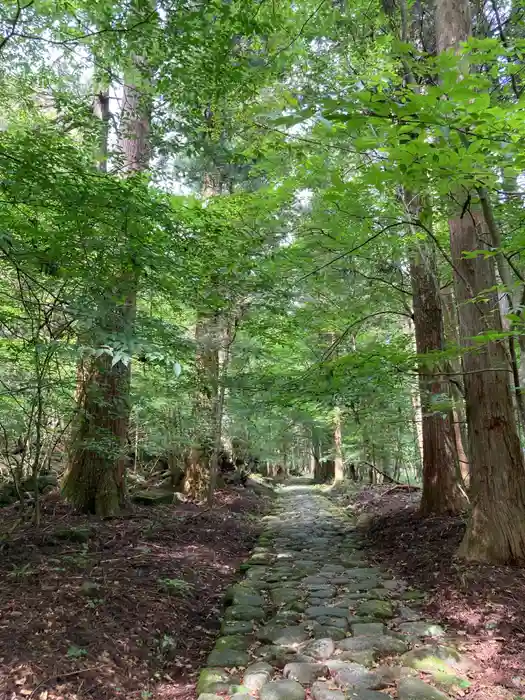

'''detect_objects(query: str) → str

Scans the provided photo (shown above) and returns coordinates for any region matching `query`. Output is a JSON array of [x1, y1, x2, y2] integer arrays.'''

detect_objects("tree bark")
[[437, 0, 525, 562], [395, 0, 465, 512], [333, 407, 344, 483], [450, 213, 525, 562], [410, 242, 466, 514], [440, 285, 470, 487], [207, 315, 237, 505], [311, 434, 322, 481], [64, 69, 149, 516], [183, 312, 221, 499]]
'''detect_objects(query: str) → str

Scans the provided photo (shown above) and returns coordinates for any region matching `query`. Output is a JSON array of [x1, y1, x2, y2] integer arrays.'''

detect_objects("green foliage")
[[66, 645, 88, 659], [157, 578, 194, 595], [0, 0, 523, 496]]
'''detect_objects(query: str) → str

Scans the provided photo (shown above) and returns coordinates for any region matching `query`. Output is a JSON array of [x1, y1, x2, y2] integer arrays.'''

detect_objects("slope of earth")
[[0, 484, 272, 700], [330, 484, 525, 700]]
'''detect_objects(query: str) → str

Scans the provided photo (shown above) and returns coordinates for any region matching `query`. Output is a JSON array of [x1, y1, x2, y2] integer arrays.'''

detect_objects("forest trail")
[[198, 482, 479, 700]]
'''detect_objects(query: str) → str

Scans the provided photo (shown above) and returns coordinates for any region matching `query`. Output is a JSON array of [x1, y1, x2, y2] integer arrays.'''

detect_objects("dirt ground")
[[0, 486, 271, 700], [332, 485, 525, 700]]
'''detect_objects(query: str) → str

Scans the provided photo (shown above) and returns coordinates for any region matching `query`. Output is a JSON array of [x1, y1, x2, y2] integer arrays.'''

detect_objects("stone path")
[[197, 484, 475, 700]]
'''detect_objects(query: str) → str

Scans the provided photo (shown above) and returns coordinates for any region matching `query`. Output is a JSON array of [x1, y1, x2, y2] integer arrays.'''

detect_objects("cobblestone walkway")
[[197, 483, 474, 700]]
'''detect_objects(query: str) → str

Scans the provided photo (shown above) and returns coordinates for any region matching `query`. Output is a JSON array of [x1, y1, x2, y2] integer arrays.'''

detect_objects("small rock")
[[398, 622, 445, 638], [303, 576, 329, 586], [132, 489, 174, 505], [351, 623, 385, 636], [345, 568, 382, 578], [398, 677, 450, 700], [338, 634, 408, 655], [260, 679, 306, 700], [247, 552, 274, 566], [346, 580, 381, 592], [306, 606, 349, 619], [272, 610, 303, 624], [310, 587, 337, 599], [366, 589, 391, 600], [315, 616, 349, 630], [80, 581, 100, 597], [197, 668, 237, 695], [400, 590, 425, 601], [338, 638, 377, 652], [272, 588, 301, 605], [233, 591, 266, 607], [284, 662, 327, 685], [331, 662, 385, 690], [311, 680, 345, 700], [244, 662, 274, 691], [356, 601, 394, 620], [207, 648, 250, 667], [321, 565, 346, 574], [311, 624, 347, 641], [221, 620, 255, 635], [303, 638, 336, 660], [401, 645, 463, 670], [383, 579, 406, 591], [257, 624, 309, 647], [374, 665, 403, 685], [401, 645, 473, 683], [226, 605, 266, 621], [215, 635, 251, 651], [397, 605, 422, 621], [348, 616, 377, 625], [373, 635, 409, 655], [339, 650, 376, 666]]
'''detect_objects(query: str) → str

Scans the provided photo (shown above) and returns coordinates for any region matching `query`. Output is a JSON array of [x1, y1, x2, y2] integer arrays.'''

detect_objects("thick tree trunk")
[[64, 71, 149, 516], [436, 0, 525, 562], [207, 316, 236, 505], [403, 188, 465, 514], [410, 247, 466, 514], [440, 285, 469, 486], [450, 214, 525, 562], [183, 312, 221, 499], [435, 0, 471, 52]]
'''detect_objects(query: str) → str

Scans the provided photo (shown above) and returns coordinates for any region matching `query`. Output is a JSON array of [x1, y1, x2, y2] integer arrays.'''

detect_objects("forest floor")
[[330, 484, 525, 699], [0, 483, 272, 700]]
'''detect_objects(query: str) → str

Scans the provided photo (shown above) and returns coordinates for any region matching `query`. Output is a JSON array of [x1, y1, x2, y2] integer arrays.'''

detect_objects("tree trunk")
[[404, 317, 424, 468], [410, 243, 466, 514], [440, 285, 470, 487], [64, 70, 149, 516], [207, 315, 237, 505], [435, 0, 471, 53], [92, 89, 110, 173], [183, 312, 221, 499], [311, 435, 322, 481], [449, 213, 525, 562], [333, 407, 344, 483], [436, 0, 525, 562]]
